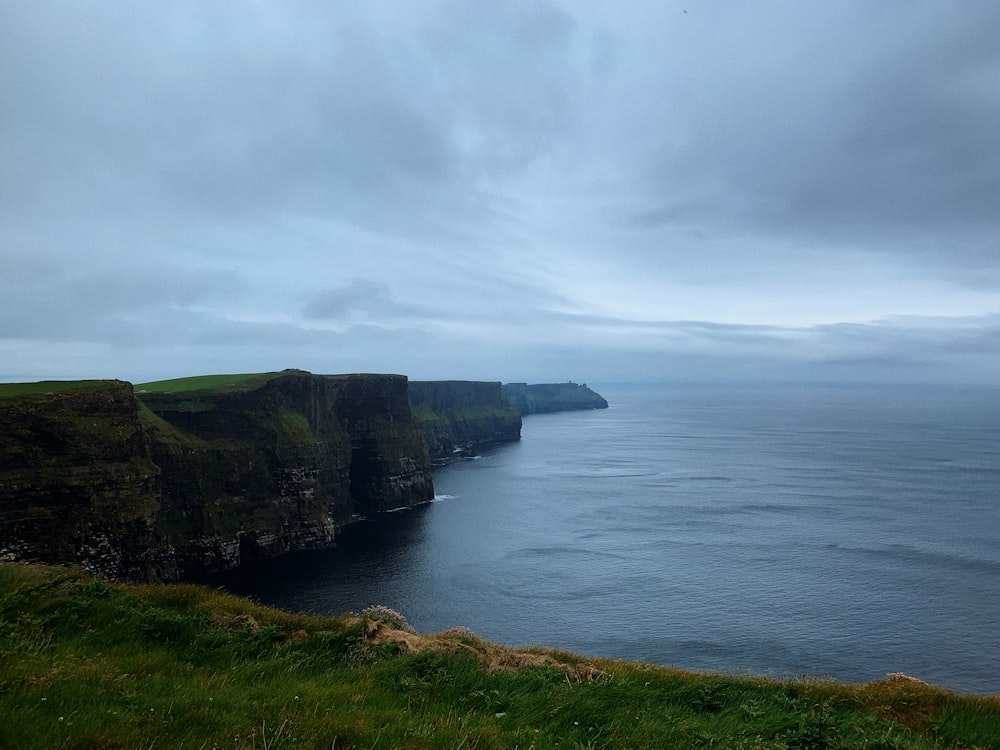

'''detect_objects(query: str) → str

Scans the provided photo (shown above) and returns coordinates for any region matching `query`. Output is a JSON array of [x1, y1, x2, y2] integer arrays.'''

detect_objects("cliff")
[[408, 380, 522, 461], [0, 380, 162, 581], [0, 371, 434, 581], [0, 374, 603, 580], [502, 382, 608, 415]]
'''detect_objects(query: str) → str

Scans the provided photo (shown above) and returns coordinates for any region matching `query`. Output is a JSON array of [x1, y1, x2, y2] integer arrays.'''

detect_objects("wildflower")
[[361, 605, 416, 633], [441, 625, 475, 637]]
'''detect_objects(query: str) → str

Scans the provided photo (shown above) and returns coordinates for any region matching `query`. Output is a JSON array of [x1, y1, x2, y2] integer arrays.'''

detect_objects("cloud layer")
[[2, 1, 999, 384]]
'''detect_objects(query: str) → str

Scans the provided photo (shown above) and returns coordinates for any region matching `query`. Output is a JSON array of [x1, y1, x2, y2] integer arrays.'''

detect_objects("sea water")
[[218, 382, 1000, 694]]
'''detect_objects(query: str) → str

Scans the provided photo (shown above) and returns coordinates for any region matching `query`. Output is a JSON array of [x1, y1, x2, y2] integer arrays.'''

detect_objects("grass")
[[135, 401, 209, 448], [134, 372, 282, 395], [1, 561, 998, 749], [411, 404, 518, 424], [409, 405, 442, 423], [0, 380, 114, 399]]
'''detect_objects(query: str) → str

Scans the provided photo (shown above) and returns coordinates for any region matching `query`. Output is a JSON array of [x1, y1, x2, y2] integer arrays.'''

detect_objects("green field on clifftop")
[[0, 380, 114, 398], [1, 562, 997, 749], [135, 372, 281, 394]]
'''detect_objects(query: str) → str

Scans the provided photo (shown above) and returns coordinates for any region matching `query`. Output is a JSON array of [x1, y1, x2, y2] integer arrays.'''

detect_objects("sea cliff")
[[0, 380, 162, 581], [408, 380, 522, 461], [0, 371, 434, 581], [0, 373, 603, 581], [502, 381, 609, 414]]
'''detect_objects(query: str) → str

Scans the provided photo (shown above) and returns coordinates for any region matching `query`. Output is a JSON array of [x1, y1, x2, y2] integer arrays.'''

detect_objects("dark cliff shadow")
[[208, 502, 435, 613]]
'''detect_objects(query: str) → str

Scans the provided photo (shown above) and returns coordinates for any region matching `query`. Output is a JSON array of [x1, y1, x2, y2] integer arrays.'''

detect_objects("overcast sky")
[[2, 1, 999, 385]]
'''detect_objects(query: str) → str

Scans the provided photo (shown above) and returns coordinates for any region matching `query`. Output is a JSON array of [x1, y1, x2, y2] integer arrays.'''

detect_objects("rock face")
[[408, 381, 522, 461], [0, 381, 163, 581], [502, 382, 608, 415], [0, 372, 434, 581]]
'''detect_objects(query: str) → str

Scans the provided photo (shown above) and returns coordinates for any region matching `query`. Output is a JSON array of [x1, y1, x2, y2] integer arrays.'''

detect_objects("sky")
[[2, 1, 999, 386]]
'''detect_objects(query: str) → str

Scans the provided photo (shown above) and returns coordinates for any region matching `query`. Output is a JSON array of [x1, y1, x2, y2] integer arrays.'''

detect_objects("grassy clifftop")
[[0, 380, 115, 398], [1, 562, 997, 749], [135, 372, 283, 394]]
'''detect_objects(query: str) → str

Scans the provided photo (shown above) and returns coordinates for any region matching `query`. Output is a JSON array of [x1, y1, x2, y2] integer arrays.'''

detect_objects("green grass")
[[134, 372, 281, 394], [275, 407, 315, 443], [410, 405, 444, 423], [0, 380, 114, 398], [1, 562, 997, 750], [411, 404, 517, 424], [135, 401, 209, 447]]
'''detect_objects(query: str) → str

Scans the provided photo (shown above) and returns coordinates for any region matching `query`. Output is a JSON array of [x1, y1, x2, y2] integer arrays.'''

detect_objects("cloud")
[[302, 278, 432, 323], [620, 3, 1000, 260], [1, 1, 999, 385], [0, 249, 244, 341]]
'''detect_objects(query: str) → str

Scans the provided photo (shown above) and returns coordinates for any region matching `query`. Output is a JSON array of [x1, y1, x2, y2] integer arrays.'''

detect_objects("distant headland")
[[502, 381, 609, 414]]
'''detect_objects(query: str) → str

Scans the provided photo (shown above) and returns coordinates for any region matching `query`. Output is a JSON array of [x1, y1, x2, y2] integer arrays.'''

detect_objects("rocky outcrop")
[[0, 371, 434, 581], [408, 381, 522, 461], [502, 382, 608, 415]]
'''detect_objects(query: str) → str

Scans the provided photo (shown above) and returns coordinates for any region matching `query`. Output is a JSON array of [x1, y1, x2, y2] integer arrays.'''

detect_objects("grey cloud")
[[509, 311, 1000, 383], [0, 0, 582, 233], [302, 278, 432, 322], [1, 3, 453, 225], [2, 2, 999, 385], [630, 3, 1000, 258], [416, 0, 581, 174], [0, 257, 244, 341]]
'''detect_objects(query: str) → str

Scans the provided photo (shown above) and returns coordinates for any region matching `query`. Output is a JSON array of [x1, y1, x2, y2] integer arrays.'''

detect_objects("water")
[[217, 382, 1000, 694]]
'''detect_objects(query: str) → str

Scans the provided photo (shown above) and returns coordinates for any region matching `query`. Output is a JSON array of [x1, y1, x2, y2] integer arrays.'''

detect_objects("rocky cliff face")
[[408, 381, 522, 461], [0, 381, 163, 581], [0, 372, 434, 581], [502, 382, 608, 415]]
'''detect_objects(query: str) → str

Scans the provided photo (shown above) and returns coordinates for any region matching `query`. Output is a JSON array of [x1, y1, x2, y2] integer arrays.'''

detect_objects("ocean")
[[217, 382, 1000, 695]]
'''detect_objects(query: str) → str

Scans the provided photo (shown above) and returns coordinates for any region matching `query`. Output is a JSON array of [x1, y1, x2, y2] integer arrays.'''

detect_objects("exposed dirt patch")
[[885, 672, 929, 686], [357, 617, 607, 681]]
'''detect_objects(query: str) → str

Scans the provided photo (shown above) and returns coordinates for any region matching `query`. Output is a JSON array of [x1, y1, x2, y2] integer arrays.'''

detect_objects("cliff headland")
[[0, 371, 607, 581], [502, 381, 609, 414]]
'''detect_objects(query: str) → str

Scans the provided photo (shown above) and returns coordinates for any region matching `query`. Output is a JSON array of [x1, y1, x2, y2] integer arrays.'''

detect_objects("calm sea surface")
[[218, 383, 1000, 694]]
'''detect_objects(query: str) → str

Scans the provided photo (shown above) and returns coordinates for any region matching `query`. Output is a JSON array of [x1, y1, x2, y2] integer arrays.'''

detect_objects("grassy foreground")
[[1, 563, 997, 749]]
